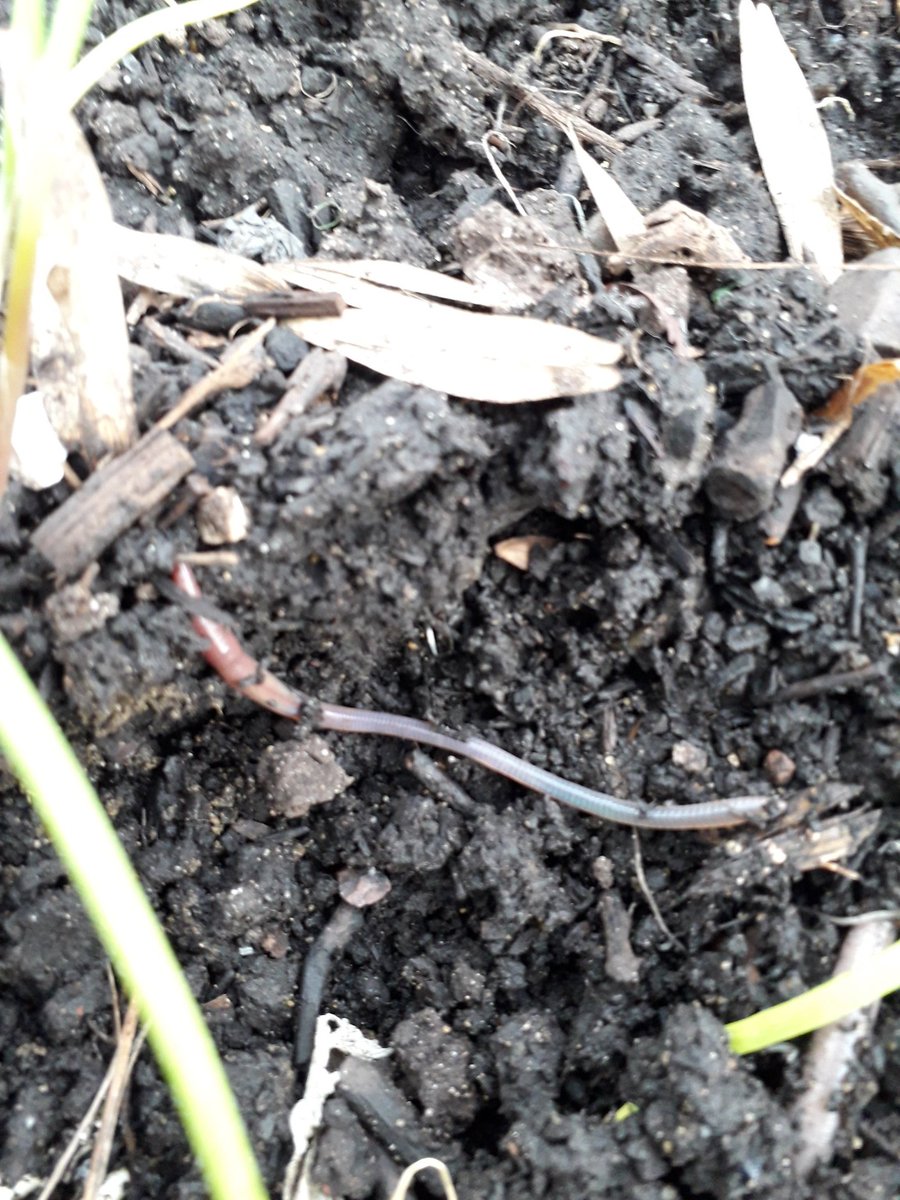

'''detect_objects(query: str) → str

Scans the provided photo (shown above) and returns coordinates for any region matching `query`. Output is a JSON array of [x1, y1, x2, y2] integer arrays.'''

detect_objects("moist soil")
[[2, 1, 899, 1197]]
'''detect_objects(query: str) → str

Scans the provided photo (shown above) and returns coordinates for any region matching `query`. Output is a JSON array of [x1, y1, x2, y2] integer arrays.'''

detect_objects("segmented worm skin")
[[171, 563, 770, 831]]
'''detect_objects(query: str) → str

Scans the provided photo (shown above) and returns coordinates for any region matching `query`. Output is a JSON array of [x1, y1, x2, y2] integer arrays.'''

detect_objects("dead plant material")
[[771, 659, 890, 703], [685, 783, 874, 899], [32, 428, 194, 577], [566, 128, 645, 249], [459, 44, 623, 156], [154, 318, 275, 431], [114, 226, 623, 402], [779, 361, 900, 490], [835, 161, 900, 252], [792, 917, 897, 1178], [81, 1000, 142, 1200], [739, 0, 843, 283], [30, 115, 137, 465], [254, 348, 348, 446], [815, 358, 900, 424], [612, 201, 751, 271], [618, 35, 712, 101], [452, 199, 585, 310]]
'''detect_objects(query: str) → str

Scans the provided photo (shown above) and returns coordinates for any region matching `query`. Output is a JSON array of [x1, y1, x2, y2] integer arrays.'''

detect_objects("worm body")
[[171, 563, 771, 832]]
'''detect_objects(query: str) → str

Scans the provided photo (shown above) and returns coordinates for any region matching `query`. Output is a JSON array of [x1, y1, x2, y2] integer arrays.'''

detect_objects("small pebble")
[[672, 741, 708, 774], [764, 749, 796, 786], [197, 486, 250, 545], [798, 539, 823, 567]]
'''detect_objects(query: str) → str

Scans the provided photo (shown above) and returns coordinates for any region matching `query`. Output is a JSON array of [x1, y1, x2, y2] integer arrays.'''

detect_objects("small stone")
[[830, 248, 900, 357], [197, 486, 249, 545], [725, 622, 770, 653], [798, 539, 823, 566], [705, 378, 802, 519], [337, 867, 392, 908], [802, 485, 845, 530], [751, 575, 791, 609], [671, 741, 708, 774], [763, 749, 796, 786]]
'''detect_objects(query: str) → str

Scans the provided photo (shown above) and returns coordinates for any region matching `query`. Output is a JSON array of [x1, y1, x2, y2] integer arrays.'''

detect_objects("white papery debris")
[[10, 392, 67, 489]]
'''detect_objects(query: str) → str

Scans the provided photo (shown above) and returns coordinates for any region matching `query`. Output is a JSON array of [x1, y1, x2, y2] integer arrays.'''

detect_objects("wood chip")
[[32, 429, 194, 577]]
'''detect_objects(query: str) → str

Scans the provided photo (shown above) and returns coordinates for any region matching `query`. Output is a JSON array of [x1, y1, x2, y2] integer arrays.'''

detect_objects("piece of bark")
[[32, 429, 194, 577], [705, 378, 802, 519]]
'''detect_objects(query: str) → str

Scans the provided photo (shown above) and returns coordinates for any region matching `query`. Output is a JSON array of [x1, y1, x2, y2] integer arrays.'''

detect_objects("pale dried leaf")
[[286, 301, 621, 402], [739, 0, 842, 283], [30, 115, 137, 462], [617, 200, 750, 267], [297, 257, 516, 309], [114, 227, 622, 402], [113, 224, 285, 295], [566, 127, 646, 249]]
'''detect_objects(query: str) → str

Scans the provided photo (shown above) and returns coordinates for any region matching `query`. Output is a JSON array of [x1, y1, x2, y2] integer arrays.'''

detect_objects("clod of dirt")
[[257, 736, 353, 819], [392, 1007, 477, 1137]]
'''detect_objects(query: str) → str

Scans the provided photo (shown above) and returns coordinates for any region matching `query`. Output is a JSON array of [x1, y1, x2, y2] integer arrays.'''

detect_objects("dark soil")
[[2, 1, 899, 1197]]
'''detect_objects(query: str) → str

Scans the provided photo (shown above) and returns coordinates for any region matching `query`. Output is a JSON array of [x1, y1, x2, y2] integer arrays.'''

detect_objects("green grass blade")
[[0, 633, 270, 1200], [726, 938, 900, 1054], [64, 0, 260, 109]]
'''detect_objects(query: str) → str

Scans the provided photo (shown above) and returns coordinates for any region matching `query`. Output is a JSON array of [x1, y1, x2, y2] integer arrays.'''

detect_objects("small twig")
[[848, 530, 868, 640], [460, 44, 622, 156], [772, 660, 889, 702], [405, 748, 479, 815], [294, 869, 391, 1074], [37, 1007, 147, 1200], [175, 549, 241, 569], [154, 318, 275, 431], [631, 830, 684, 949], [480, 132, 526, 217], [254, 348, 347, 446], [81, 999, 143, 1200]]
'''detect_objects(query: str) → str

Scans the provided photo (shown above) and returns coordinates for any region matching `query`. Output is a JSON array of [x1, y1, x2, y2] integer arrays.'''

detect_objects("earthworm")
[[171, 562, 772, 831]]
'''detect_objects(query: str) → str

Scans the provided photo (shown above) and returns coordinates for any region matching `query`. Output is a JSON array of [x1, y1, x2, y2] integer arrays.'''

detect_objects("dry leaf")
[[739, 0, 843, 283], [113, 226, 622, 403], [30, 115, 137, 462], [835, 187, 900, 253], [815, 358, 900, 423], [285, 302, 620, 403], [623, 200, 750, 266], [567, 128, 646, 249]]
